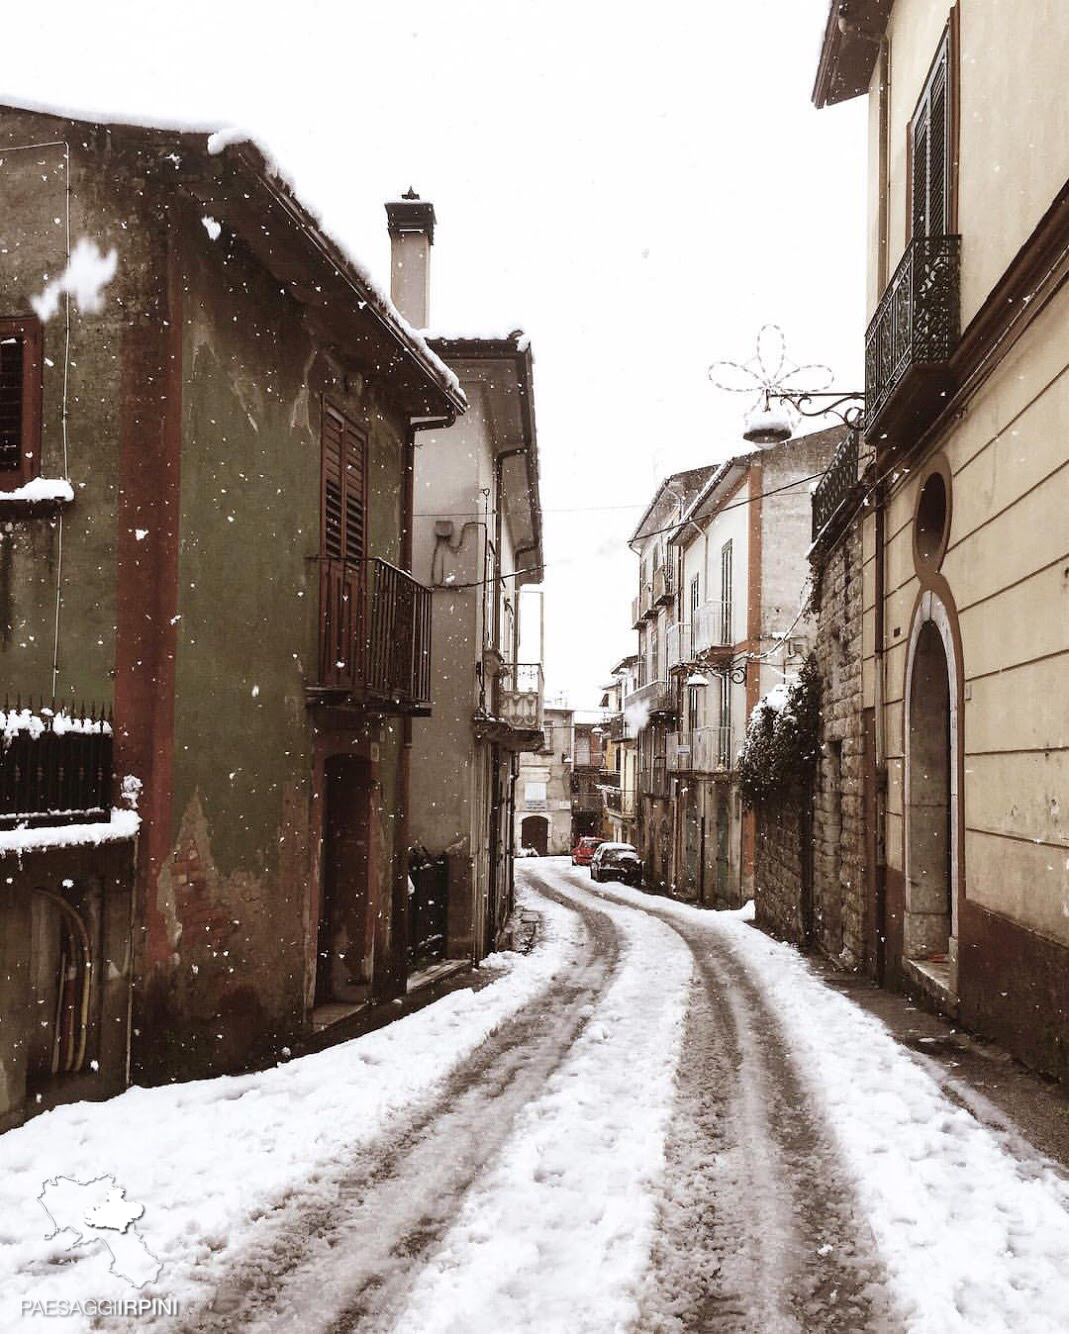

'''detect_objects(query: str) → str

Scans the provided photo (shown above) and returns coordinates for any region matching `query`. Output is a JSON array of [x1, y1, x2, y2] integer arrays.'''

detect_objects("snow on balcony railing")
[[0, 703, 113, 827]]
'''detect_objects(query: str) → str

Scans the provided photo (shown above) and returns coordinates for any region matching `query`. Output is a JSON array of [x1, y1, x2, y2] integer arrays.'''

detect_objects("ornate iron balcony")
[[865, 234, 961, 439], [498, 662, 544, 735], [811, 430, 860, 541]]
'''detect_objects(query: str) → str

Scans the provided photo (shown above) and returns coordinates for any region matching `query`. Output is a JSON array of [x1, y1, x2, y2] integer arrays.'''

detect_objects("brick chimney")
[[385, 188, 435, 329]]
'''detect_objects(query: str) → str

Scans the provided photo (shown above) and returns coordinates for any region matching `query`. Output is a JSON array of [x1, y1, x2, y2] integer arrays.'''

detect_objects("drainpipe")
[[493, 446, 530, 651], [873, 477, 888, 984]]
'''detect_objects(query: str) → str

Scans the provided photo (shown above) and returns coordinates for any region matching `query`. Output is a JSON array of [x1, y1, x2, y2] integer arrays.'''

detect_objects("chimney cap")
[[386, 193, 436, 244]]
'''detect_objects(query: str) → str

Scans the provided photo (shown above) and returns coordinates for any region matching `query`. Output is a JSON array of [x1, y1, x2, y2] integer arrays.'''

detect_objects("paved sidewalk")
[[808, 957, 1069, 1174]]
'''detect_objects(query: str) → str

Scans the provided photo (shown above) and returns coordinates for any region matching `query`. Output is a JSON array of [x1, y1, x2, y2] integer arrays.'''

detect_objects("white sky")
[[5, 0, 867, 708]]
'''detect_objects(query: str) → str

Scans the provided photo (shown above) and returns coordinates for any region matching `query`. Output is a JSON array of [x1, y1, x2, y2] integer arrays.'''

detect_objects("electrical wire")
[[435, 468, 831, 590]]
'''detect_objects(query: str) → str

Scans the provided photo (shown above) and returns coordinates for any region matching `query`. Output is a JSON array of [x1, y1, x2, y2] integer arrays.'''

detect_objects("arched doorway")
[[520, 815, 548, 856], [904, 591, 960, 978]]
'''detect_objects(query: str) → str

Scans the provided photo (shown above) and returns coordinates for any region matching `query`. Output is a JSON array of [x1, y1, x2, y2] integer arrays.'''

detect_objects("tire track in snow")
[[164, 876, 622, 1334], [584, 884, 900, 1334]]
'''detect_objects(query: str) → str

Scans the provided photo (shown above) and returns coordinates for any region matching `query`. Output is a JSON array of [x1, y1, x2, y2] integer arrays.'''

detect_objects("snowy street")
[[3, 858, 1069, 1332]]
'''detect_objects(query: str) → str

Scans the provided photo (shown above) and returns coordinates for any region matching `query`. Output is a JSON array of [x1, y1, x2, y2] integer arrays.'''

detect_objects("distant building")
[[515, 707, 574, 856], [665, 429, 843, 905], [626, 468, 718, 888], [390, 194, 546, 965]]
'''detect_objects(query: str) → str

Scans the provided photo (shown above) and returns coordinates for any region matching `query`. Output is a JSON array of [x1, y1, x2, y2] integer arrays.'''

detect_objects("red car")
[[571, 836, 603, 867]]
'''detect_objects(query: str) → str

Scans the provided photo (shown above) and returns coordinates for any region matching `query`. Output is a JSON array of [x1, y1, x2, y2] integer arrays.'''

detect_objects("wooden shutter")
[[910, 32, 951, 240], [0, 318, 42, 489], [320, 404, 369, 687], [0, 335, 24, 472]]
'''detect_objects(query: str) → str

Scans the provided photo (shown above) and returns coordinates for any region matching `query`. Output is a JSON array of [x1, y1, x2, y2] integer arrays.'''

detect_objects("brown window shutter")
[[928, 56, 949, 237], [322, 406, 344, 561], [342, 416, 366, 564], [910, 31, 951, 241]]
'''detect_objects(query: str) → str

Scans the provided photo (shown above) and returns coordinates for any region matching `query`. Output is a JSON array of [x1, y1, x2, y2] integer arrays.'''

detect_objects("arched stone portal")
[[904, 589, 961, 984], [520, 815, 548, 857]]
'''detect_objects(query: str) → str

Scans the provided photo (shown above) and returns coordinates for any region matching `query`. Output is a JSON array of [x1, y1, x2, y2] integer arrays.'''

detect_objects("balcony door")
[[320, 404, 368, 688]]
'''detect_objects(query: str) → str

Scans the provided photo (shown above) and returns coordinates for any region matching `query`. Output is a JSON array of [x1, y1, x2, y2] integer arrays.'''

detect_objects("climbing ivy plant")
[[737, 655, 822, 809]]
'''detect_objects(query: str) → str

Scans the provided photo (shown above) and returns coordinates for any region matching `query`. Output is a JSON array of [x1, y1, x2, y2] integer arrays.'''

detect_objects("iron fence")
[[0, 702, 113, 826], [407, 846, 448, 967], [812, 431, 860, 540]]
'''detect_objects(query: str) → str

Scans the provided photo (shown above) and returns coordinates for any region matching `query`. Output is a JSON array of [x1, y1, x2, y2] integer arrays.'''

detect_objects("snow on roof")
[[628, 464, 720, 547], [0, 98, 465, 413]]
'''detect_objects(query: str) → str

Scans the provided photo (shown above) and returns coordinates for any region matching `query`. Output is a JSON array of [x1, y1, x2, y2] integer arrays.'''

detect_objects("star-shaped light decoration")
[[708, 324, 834, 447]]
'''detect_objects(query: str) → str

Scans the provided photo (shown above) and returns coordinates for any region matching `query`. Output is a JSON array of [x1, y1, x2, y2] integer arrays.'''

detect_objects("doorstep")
[[902, 956, 960, 1021], [406, 958, 471, 994], [311, 1000, 370, 1034], [292, 959, 491, 1061]]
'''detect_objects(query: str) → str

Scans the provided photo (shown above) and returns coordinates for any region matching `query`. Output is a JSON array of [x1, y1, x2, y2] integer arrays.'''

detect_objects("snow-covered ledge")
[[0, 809, 140, 857], [0, 477, 75, 515]]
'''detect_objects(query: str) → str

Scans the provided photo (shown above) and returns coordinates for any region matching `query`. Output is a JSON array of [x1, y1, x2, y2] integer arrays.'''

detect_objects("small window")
[[0, 317, 43, 491]]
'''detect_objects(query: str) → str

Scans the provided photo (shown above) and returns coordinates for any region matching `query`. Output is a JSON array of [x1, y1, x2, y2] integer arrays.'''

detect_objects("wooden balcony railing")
[[864, 233, 961, 440], [317, 557, 432, 712], [0, 703, 113, 827]]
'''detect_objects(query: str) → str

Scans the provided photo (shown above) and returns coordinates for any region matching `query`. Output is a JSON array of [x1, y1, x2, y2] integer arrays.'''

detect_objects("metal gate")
[[407, 846, 448, 968]]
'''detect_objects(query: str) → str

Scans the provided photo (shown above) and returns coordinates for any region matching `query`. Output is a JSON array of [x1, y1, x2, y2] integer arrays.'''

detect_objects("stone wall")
[[753, 516, 868, 969], [753, 779, 807, 944], [810, 518, 867, 968]]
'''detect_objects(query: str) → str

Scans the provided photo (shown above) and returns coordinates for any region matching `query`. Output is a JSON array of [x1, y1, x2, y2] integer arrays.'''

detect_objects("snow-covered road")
[[3, 857, 1069, 1333]]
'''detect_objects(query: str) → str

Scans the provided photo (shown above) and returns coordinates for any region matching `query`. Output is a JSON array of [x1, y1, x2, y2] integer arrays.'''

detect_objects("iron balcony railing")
[[692, 600, 733, 654], [319, 557, 432, 710], [631, 596, 642, 629], [0, 702, 113, 827], [605, 787, 636, 818], [864, 233, 961, 434], [665, 621, 687, 671], [652, 563, 675, 607], [667, 726, 734, 774], [499, 662, 544, 733], [622, 677, 675, 719], [812, 431, 861, 541]]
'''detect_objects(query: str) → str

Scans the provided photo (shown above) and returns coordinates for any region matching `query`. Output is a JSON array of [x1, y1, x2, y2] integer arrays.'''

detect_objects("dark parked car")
[[571, 836, 603, 866], [590, 842, 642, 885]]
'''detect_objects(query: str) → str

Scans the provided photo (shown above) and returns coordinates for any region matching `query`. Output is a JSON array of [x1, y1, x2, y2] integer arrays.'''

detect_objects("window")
[[720, 541, 733, 643], [717, 670, 732, 767], [689, 574, 700, 655], [319, 404, 368, 687], [687, 685, 700, 732], [910, 29, 952, 240], [0, 317, 43, 490]]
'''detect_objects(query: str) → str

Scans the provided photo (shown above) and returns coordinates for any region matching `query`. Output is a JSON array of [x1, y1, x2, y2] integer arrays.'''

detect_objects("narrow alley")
[[6, 861, 1064, 1333]]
